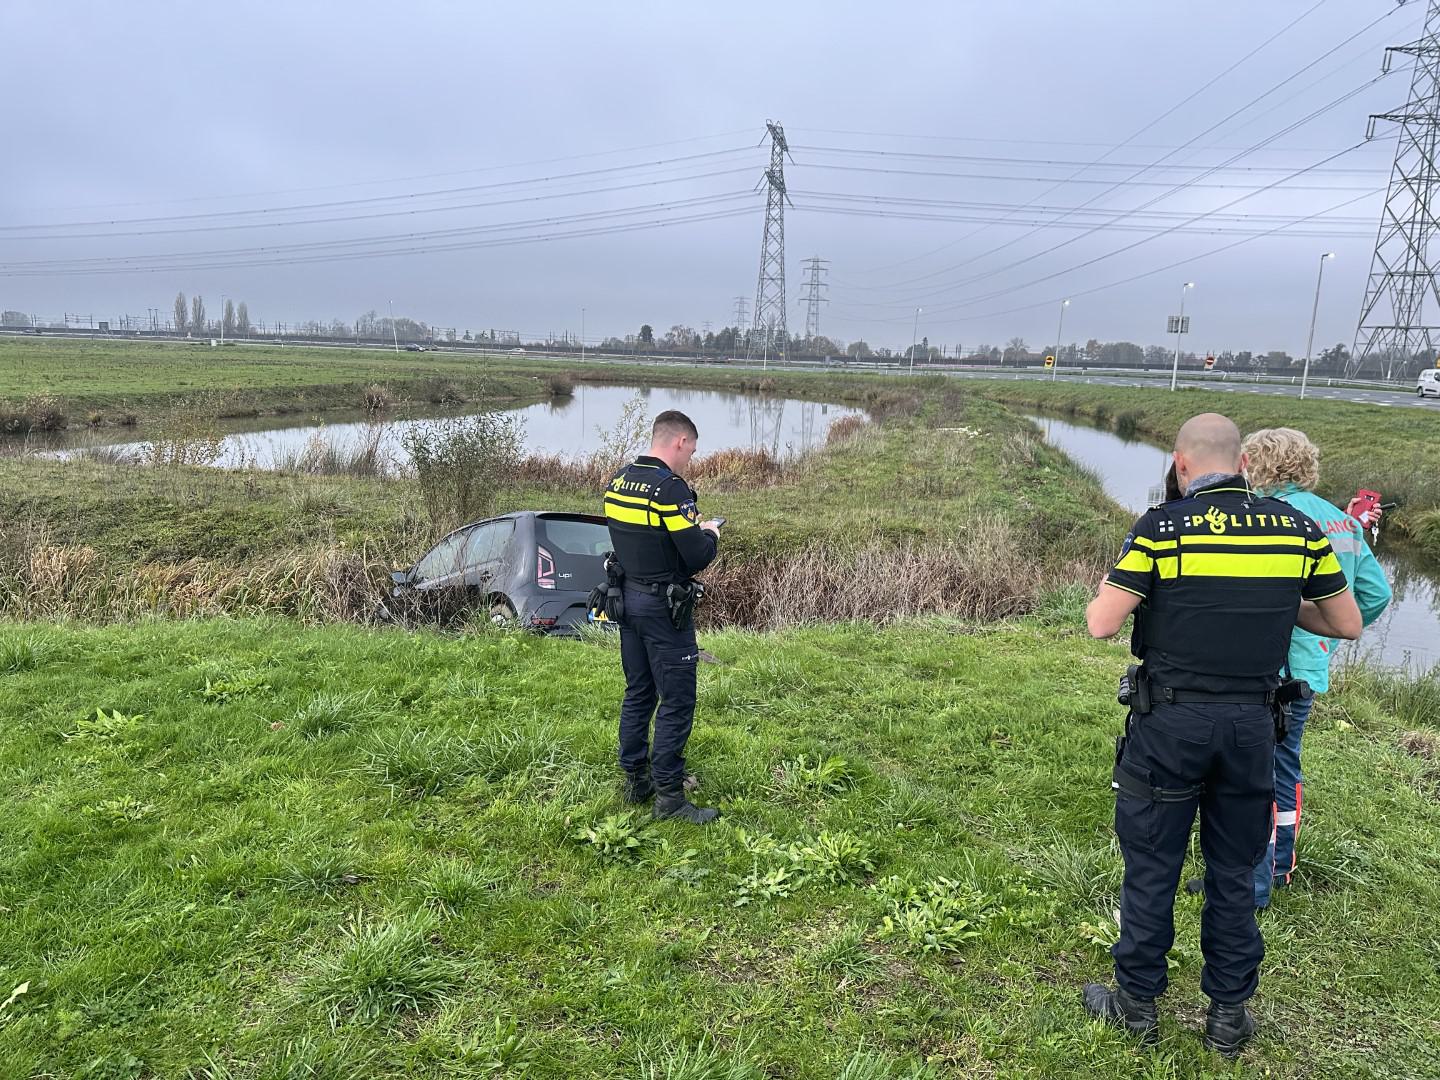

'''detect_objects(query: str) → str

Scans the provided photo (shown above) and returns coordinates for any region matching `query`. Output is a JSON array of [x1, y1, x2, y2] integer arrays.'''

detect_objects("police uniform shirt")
[[603, 455, 718, 585], [1106, 476, 1349, 693]]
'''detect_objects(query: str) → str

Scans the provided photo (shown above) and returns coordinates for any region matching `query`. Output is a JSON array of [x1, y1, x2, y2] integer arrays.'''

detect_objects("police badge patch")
[[679, 500, 701, 524]]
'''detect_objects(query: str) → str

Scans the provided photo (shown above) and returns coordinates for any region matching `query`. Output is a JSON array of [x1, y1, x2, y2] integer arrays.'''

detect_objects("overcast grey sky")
[[0, 0, 1423, 355]]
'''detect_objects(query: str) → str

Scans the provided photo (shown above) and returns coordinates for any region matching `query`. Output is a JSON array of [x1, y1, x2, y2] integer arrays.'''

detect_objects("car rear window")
[[534, 517, 609, 590]]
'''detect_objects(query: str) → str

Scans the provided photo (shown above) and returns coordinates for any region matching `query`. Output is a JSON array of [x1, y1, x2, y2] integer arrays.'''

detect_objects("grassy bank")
[[0, 339, 897, 431], [0, 391, 1125, 628], [0, 617, 1436, 1078], [962, 380, 1440, 559]]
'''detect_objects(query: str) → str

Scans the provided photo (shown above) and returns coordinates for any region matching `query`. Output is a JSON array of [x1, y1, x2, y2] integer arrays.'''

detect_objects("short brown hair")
[[1242, 426, 1320, 494], [652, 410, 698, 441]]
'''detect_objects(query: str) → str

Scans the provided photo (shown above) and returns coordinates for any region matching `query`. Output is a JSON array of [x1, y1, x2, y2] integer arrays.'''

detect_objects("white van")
[[1418, 368, 1440, 398]]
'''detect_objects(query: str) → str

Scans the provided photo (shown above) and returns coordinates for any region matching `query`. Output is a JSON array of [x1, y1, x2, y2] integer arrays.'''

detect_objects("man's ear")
[[1238, 451, 1249, 473]]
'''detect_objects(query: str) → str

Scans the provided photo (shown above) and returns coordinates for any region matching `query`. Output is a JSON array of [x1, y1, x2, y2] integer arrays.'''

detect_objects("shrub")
[[545, 373, 575, 397], [400, 410, 525, 528], [24, 395, 66, 431], [362, 383, 395, 414]]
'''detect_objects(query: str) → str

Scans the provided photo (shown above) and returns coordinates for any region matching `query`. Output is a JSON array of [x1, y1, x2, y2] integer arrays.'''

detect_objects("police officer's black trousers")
[[617, 587, 698, 791], [1112, 702, 1275, 1005]]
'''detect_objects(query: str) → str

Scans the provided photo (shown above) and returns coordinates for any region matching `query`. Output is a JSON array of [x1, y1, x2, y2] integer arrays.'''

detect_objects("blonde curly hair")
[[1242, 426, 1320, 494]]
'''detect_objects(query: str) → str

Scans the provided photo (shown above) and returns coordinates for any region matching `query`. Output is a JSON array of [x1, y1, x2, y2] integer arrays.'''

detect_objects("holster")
[[1272, 677, 1312, 743], [664, 580, 704, 630]]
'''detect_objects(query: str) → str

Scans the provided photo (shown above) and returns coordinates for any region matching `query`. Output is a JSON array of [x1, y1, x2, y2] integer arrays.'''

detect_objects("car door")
[[459, 519, 515, 588], [411, 530, 470, 590]]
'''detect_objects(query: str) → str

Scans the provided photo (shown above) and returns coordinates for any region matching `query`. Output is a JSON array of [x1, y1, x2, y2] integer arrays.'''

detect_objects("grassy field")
[[0, 338, 557, 425], [0, 617, 1437, 1078]]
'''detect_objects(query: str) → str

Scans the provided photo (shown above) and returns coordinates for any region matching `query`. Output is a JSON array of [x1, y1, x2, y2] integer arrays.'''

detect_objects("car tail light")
[[537, 546, 556, 589], [530, 616, 558, 627]]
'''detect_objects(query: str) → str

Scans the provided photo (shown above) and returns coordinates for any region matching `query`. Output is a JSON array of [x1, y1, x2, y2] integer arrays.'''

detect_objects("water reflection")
[[21, 385, 863, 471], [1026, 412, 1439, 673]]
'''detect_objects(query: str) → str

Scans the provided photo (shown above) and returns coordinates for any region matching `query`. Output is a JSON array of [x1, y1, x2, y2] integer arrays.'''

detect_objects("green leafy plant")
[[62, 707, 143, 741], [573, 812, 655, 862], [198, 672, 271, 703], [85, 795, 156, 824], [874, 876, 991, 955]]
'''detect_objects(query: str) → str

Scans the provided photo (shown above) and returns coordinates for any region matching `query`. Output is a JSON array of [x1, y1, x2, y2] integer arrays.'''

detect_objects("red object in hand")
[[1348, 489, 1382, 527]]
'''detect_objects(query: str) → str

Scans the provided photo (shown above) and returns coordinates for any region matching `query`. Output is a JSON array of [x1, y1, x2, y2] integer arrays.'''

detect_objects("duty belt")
[[1154, 686, 1274, 706]]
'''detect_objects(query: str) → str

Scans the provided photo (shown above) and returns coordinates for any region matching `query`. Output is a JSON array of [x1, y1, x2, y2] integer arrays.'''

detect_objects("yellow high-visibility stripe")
[[1306, 537, 1334, 551], [605, 491, 654, 507], [649, 501, 680, 512], [1312, 551, 1343, 577], [1106, 580, 1147, 598], [1115, 549, 1153, 573], [1179, 533, 1307, 548], [1131, 536, 1177, 552], [1180, 551, 1308, 578], [604, 501, 658, 527], [662, 514, 698, 532], [1157, 559, 1178, 579]]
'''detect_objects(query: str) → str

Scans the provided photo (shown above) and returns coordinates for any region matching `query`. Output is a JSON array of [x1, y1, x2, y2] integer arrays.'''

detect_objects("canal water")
[[1027, 413, 1439, 674], [18, 385, 863, 469]]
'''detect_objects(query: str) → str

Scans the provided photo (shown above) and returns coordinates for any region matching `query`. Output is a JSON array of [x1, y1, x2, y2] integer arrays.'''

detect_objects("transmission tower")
[[748, 120, 793, 364], [732, 295, 749, 329], [1351, 0, 1440, 379], [799, 256, 830, 341]]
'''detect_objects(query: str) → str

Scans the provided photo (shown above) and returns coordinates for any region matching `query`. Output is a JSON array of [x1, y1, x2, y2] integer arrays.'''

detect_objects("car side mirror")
[[391, 569, 411, 585]]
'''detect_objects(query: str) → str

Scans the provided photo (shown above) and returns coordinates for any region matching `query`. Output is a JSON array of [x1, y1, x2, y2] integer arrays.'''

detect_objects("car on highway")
[[405, 343, 427, 352], [1418, 368, 1440, 398], [386, 510, 610, 634]]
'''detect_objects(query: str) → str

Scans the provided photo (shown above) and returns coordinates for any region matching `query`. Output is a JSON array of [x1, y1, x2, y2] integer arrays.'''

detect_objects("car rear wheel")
[[489, 598, 517, 626]]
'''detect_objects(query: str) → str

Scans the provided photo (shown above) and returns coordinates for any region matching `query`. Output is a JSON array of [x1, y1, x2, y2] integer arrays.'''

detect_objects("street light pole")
[[1051, 298, 1070, 380], [909, 306, 922, 375], [388, 298, 399, 354], [220, 294, 227, 345], [581, 307, 586, 364], [1300, 253, 1335, 401], [1169, 282, 1195, 392]]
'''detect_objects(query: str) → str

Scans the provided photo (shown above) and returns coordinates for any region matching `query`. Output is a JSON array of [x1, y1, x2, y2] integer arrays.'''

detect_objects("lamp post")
[[1169, 282, 1195, 392], [220, 294, 227, 345], [581, 307, 586, 364], [1051, 298, 1070, 380], [909, 306, 922, 375], [388, 298, 399, 354], [1299, 253, 1335, 401]]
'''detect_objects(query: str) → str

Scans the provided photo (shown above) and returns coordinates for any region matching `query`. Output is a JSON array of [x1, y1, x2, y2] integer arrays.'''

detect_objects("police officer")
[[1081, 413, 1361, 1057], [602, 410, 723, 825]]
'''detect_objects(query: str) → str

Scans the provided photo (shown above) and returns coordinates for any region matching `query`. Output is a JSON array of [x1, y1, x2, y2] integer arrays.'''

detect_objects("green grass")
[[0, 617, 1436, 1077], [0, 338, 547, 423]]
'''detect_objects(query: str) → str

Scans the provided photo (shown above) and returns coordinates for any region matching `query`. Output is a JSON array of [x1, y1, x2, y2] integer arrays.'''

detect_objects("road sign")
[[1166, 315, 1191, 334], [1204, 355, 1216, 371], [1044, 355, 1055, 368]]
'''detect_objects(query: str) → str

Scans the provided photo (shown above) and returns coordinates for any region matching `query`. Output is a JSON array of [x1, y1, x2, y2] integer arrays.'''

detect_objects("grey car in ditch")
[[388, 511, 610, 633]]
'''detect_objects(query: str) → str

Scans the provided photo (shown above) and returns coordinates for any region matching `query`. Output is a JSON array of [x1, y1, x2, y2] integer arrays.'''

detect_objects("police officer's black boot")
[[652, 784, 719, 825], [1203, 1001, 1256, 1058], [622, 766, 654, 805], [1082, 984, 1159, 1044]]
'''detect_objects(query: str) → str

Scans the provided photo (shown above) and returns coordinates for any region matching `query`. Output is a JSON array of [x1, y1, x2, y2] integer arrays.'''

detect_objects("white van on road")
[[1418, 368, 1440, 398]]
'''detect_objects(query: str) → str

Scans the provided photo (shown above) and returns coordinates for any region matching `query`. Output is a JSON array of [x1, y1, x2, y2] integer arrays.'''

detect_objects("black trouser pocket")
[[1114, 760, 1158, 854]]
